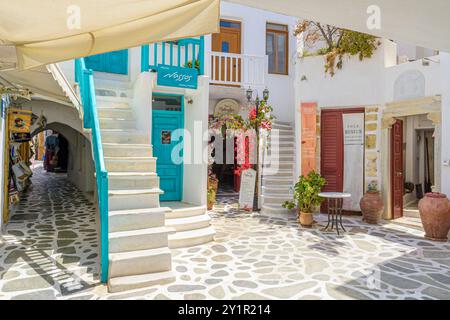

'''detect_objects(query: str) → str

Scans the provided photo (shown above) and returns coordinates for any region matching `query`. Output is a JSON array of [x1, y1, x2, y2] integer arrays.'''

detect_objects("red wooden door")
[[321, 110, 344, 193], [391, 119, 404, 219]]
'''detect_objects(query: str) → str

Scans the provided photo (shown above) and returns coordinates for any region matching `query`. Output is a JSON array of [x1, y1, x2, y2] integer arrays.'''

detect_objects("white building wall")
[[206, 2, 298, 122], [440, 52, 450, 196]]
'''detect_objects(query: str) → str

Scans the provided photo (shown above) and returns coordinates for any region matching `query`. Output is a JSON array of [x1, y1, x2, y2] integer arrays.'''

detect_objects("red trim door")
[[391, 119, 404, 219]]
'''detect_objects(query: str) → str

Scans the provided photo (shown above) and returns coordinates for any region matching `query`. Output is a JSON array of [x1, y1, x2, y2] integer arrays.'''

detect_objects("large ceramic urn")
[[360, 191, 384, 224], [418, 193, 450, 241]]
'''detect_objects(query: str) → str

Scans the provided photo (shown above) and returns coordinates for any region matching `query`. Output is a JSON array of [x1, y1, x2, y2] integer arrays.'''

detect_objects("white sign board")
[[342, 113, 365, 211], [239, 168, 256, 211]]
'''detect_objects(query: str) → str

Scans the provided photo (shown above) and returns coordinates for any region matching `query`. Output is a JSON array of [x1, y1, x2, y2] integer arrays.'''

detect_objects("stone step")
[[96, 101, 131, 109], [108, 247, 171, 278], [264, 155, 294, 163], [263, 176, 294, 185], [263, 161, 294, 170], [169, 226, 216, 249], [109, 207, 167, 233], [101, 130, 149, 144], [268, 140, 295, 148], [108, 172, 159, 190], [263, 169, 294, 177], [262, 186, 293, 195], [95, 88, 133, 99], [105, 157, 156, 172], [166, 214, 211, 232], [272, 124, 293, 130], [403, 208, 420, 219], [100, 118, 135, 130], [273, 121, 292, 127], [271, 128, 294, 135], [103, 143, 153, 157], [164, 205, 207, 219], [109, 226, 173, 253], [108, 188, 163, 211], [262, 194, 291, 205], [98, 108, 134, 119], [108, 271, 176, 293], [261, 205, 295, 219], [96, 95, 131, 104]]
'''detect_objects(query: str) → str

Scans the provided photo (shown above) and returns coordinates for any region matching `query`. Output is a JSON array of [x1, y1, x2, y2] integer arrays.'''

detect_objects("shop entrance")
[[320, 108, 365, 214], [152, 94, 184, 202], [390, 114, 436, 219]]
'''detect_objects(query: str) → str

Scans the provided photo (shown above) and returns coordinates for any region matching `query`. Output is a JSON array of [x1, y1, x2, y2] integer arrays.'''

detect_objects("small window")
[[220, 20, 241, 29], [266, 23, 289, 75], [152, 95, 182, 112]]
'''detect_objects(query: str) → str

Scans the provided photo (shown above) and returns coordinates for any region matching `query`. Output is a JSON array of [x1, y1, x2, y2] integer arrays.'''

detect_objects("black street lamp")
[[246, 87, 270, 211]]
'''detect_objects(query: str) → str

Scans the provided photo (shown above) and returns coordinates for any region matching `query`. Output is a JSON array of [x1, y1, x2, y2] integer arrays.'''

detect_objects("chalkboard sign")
[[239, 168, 256, 211]]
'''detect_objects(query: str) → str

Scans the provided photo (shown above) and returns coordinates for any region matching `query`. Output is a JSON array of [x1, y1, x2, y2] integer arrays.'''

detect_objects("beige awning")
[[229, 0, 450, 52], [0, 0, 220, 70]]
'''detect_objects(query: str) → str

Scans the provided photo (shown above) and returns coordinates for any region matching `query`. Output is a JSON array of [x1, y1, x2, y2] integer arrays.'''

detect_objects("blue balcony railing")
[[141, 36, 205, 75]]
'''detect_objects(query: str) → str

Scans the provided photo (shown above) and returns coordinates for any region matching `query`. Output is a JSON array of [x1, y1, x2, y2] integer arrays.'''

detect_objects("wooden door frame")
[[390, 119, 404, 219], [212, 19, 242, 54]]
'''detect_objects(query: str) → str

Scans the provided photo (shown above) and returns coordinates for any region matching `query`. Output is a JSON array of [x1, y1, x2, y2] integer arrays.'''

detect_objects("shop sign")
[[157, 65, 198, 89], [239, 168, 256, 211], [8, 109, 32, 134]]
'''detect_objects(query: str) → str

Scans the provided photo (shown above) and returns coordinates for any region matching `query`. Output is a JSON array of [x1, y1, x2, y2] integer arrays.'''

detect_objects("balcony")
[[209, 52, 267, 88], [141, 37, 205, 75]]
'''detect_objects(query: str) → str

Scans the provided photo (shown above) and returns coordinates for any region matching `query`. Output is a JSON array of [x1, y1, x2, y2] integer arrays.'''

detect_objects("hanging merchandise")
[[9, 109, 32, 142]]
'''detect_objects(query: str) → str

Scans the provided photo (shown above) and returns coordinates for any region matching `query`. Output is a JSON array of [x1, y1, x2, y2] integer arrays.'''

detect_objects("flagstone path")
[[0, 166, 449, 300]]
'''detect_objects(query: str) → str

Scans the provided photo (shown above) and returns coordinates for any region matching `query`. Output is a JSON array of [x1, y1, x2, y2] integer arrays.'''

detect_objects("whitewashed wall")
[[440, 52, 450, 196], [205, 2, 298, 122]]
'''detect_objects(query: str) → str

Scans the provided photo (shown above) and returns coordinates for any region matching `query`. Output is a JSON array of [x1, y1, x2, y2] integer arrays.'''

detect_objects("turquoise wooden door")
[[85, 49, 128, 75], [152, 94, 184, 202]]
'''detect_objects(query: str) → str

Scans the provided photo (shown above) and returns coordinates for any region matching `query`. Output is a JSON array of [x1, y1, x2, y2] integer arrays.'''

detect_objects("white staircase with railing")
[[94, 80, 175, 293], [261, 121, 296, 217]]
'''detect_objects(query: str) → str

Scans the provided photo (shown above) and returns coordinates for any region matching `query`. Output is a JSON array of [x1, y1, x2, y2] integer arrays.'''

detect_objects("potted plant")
[[418, 193, 450, 241], [282, 171, 326, 227], [360, 181, 384, 224], [207, 185, 216, 210]]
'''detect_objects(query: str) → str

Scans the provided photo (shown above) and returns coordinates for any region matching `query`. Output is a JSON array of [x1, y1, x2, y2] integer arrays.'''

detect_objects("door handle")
[[396, 172, 403, 177]]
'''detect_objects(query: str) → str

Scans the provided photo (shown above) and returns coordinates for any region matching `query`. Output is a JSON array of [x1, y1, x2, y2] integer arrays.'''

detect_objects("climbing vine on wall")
[[294, 20, 381, 76]]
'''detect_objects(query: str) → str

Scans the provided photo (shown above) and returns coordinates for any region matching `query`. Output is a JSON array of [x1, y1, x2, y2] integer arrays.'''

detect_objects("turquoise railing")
[[141, 36, 205, 75], [75, 58, 109, 284]]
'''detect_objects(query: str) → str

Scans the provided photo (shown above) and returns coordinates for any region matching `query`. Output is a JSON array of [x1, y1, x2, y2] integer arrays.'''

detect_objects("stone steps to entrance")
[[98, 108, 134, 119], [109, 207, 167, 233], [105, 157, 157, 173], [261, 121, 295, 217], [100, 118, 136, 130], [103, 143, 153, 157], [108, 172, 159, 190], [108, 188, 163, 211], [163, 203, 215, 248], [109, 226, 173, 253], [101, 130, 149, 144], [108, 247, 172, 278], [96, 77, 174, 293], [108, 271, 176, 293], [169, 226, 216, 249], [166, 214, 211, 232]]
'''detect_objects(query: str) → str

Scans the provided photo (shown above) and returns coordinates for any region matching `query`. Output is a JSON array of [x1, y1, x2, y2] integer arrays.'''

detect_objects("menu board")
[[239, 169, 256, 211]]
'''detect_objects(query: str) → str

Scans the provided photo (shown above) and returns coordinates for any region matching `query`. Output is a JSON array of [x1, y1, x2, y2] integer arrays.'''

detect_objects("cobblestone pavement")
[[1, 167, 449, 300], [0, 165, 99, 300]]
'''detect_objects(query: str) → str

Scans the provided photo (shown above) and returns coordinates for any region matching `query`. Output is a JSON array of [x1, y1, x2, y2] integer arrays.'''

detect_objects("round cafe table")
[[319, 192, 352, 235]]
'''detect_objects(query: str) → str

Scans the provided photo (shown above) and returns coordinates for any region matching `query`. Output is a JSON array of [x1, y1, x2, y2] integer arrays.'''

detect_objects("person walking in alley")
[[44, 130, 59, 172]]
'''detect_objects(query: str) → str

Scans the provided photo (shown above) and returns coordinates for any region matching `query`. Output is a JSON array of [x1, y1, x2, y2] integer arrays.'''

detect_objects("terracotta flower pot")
[[418, 193, 450, 242], [360, 191, 384, 224], [299, 211, 314, 228]]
